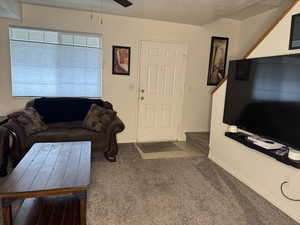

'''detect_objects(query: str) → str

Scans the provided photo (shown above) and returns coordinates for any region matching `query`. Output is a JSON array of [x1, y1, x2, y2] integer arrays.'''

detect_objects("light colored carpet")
[[88, 144, 299, 225]]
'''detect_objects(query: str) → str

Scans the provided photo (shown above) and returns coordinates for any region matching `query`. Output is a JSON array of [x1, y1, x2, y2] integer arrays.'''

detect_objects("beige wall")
[[0, 4, 241, 143], [209, 1, 300, 223], [237, 5, 290, 57], [249, 3, 300, 58]]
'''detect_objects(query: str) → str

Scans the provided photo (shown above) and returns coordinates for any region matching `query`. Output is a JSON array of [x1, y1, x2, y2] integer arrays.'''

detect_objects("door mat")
[[136, 142, 182, 153], [135, 141, 204, 160]]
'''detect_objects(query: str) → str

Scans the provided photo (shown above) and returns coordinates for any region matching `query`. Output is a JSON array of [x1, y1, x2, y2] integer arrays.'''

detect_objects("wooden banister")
[[211, 0, 299, 95]]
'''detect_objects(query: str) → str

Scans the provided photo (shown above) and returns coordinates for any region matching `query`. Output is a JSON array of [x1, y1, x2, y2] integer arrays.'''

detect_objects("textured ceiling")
[[20, 0, 292, 25], [0, 0, 21, 19]]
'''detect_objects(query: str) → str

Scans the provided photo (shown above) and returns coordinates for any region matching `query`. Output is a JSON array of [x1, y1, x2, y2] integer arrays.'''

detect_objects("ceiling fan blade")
[[113, 0, 133, 7]]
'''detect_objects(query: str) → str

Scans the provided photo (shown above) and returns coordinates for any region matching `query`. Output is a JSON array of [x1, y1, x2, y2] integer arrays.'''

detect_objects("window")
[[9, 27, 102, 97]]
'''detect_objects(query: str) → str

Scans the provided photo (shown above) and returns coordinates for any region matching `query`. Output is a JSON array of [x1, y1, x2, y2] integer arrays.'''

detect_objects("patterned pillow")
[[82, 104, 116, 132], [12, 107, 48, 136]]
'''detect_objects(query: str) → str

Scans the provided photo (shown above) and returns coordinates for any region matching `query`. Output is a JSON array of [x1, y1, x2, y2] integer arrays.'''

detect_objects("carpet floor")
[[88, 144, 299, 225]]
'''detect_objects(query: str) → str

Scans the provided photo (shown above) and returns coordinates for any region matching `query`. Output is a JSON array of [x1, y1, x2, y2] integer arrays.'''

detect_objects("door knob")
[[141, 96, 144, 101], [140, 89, 145, 93]]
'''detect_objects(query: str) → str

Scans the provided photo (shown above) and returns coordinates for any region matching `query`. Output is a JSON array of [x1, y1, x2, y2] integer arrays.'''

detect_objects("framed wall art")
[[112, 46, 131, 75], [207, 36, 229, 86], [289, 13, 300, 50]]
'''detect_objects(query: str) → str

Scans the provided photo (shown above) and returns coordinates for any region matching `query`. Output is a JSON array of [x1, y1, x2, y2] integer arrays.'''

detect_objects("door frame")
[[135, 40, 188, 143]]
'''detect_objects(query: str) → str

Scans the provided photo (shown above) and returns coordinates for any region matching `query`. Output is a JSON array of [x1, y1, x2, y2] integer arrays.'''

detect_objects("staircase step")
[[185, 132, 210, 154]]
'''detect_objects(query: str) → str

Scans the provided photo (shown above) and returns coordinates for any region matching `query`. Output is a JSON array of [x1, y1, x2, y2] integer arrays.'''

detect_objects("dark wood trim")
[[211, 0, 300, 95], [2, 205, 12, 225], [0, 186, 88, 199], [0, 142, 90, 225], [1, 198, 17, 207], [13, 196, 83, 225], [1, 198, 14, 225], [79, 199, 87, 225], [73, 190, 87, 200], [73, 190, 87, 225]]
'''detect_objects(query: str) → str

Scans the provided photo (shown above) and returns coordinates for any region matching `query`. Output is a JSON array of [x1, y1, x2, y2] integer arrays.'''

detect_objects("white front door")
[[137, 41, 187, 142]]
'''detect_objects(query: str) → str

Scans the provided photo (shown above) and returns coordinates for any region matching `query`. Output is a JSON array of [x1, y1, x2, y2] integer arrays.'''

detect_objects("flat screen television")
[[223, 53, 300, 149]]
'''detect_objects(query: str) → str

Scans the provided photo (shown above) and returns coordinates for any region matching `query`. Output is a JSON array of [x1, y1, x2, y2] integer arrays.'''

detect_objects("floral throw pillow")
[[13, 107, 48, 136], [83, 104, 116, 132]]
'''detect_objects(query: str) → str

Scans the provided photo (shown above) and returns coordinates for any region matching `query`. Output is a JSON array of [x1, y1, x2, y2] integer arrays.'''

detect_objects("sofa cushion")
[[11, 108, 48, 136], [30, 127, 106, 143], [47, 121, 83, 129], [83, 104, 116, 132], [32, 97, 113, 124], [8, 107, 43, 120]]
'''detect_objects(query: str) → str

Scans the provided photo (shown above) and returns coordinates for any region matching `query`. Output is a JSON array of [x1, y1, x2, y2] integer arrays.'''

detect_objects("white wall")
[[237, 4, 290, 57], [0, 4, 241, 143], [239, 7, 286, 57], [209, 1, 300, 223]]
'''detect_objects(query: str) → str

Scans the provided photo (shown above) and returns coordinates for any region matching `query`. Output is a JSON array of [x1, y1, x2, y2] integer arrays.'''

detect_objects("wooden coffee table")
[[0, 141, 91, 225]]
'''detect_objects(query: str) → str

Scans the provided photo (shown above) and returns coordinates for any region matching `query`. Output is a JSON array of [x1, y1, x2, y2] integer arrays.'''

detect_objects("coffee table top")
[[0, 142, 91, 198]]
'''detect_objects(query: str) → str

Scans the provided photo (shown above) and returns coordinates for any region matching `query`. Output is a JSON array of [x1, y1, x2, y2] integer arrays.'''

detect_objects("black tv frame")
[[223, 53, 300, 150]]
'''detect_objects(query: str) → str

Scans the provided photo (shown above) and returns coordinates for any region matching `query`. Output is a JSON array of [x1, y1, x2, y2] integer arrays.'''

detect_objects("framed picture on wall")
[[207, 36, 229, 86], [289, 13, 300, 49], [112, 46, 131, 75]]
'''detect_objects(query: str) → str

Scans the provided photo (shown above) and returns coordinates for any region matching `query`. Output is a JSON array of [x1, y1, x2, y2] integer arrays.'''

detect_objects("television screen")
[[223, 53, 300, 149]]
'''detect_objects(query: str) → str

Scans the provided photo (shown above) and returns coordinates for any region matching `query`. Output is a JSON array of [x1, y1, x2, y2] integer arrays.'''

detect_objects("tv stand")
[[225, 132, 300, 169]]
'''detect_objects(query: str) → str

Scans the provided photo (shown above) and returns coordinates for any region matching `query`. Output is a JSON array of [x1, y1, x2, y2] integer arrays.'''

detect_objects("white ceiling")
[[0, 0, 21, 20], [15, 0, 293, 25]]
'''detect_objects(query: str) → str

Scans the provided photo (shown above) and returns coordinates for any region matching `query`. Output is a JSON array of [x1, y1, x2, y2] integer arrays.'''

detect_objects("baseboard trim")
[[185, 130, 210, 135], [209, 154, 300, 224], [118, 139, 136, 144]]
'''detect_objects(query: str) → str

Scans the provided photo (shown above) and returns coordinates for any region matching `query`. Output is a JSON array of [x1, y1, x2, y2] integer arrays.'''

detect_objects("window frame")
[[9, 26, 103, 98]]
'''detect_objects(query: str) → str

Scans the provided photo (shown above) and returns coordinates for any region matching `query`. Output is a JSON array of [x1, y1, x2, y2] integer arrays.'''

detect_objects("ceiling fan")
[[113, 0, 133, 7]]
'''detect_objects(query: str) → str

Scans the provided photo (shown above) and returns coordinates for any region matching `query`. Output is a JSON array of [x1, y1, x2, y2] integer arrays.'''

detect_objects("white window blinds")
[[9, 27, 102, 97]]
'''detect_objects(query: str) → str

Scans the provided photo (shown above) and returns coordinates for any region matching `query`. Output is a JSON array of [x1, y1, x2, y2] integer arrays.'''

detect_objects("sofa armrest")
[[104, 116, 125, 162], [0, 126, 9, 176], [3, 119, 27, 166], [107, 116, 125, 137]]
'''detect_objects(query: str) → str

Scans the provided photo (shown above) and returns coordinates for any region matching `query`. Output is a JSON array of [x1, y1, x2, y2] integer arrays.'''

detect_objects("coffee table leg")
[[79, 198, 87, 225], [74, 191, 87, 225], [2, 198, 13, 225]]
